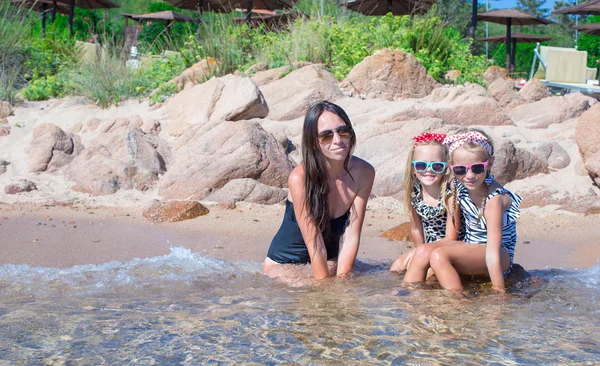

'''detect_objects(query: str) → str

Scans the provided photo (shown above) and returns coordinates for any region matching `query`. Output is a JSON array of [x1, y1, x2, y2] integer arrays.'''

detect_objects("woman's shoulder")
[[349, 156, 375, 177], [288, 164, 305, 188]]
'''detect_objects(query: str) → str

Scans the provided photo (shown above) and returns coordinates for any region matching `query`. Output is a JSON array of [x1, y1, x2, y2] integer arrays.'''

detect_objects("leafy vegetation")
[[1, 0, 598, 107]]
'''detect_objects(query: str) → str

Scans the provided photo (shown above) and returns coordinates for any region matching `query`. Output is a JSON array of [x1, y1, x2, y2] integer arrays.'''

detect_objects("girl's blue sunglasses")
[[411, 161, 448, 174]]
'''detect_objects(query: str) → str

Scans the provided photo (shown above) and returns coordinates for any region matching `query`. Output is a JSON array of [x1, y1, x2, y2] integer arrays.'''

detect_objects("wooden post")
[[68, 0, 75, 38]]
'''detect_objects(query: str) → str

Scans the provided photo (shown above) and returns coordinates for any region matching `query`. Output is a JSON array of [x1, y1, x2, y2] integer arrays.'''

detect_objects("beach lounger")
[[530, 43, 600, 96]]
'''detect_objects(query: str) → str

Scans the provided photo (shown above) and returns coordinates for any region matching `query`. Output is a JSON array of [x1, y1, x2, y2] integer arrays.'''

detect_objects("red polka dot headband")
[[411, 132, 447, 148], [443, 132, 493, 156]]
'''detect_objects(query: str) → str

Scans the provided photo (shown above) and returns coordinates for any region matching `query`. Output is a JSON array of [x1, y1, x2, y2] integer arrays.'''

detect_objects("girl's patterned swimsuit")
[[454, 176, 522, 267], [411, 183, 462, 243]]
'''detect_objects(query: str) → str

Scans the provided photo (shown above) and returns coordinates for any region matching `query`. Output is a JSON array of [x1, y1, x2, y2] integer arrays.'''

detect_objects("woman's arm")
[[336, 160, 376, 276], [409, 208, 425, 245], [483, 196, 507, 290], [288, 166, 329, 280]]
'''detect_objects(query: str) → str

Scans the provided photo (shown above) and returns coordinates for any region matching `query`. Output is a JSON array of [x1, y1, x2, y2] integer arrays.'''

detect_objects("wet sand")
[[1, 201, 599, 270]]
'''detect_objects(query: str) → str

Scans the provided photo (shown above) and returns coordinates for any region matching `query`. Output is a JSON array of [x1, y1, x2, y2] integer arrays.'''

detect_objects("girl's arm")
[[483, 196, 508, 290], [288, 166, 329, 280], [336, 160, 376, 276], [409, 208, 425, 245], [443, 196, 460, 241]]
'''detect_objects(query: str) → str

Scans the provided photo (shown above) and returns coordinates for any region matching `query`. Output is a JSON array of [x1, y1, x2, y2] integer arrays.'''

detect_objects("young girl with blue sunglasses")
[[390, 132, 461, 273], [403, 130, 522, 292]]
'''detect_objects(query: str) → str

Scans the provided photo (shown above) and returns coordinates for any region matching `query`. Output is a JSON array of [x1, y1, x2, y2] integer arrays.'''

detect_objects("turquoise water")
[[0, 247, 599, 364]]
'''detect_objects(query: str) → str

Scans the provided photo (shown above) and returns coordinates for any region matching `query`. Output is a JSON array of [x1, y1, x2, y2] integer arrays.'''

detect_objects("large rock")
[[423, 84, 514, 126], [340, 48, 440, 100], [142, 200, 209, 223], [0, 101, 12, 119], [575, 103, 600, 184], [532, 142, 571, 170], [483, 66, 508, 85], [168, 57, 221, 90], [67, 124, 171, 196], [260, 64, 343, 121], [4, 179, 37, 194], [159, 120, 294, 201], [492, 139, 549, 184], [510, 93, 596, 128], [0, 124, 10, 136], [381, 222, 412, 242], [518, 78, 551, 102], [28, 123, 83, 173], [250, 65, 290, 87], [487, 78, 523, 108], [206, 178, 287, 205], [166, 75, 268, 136]]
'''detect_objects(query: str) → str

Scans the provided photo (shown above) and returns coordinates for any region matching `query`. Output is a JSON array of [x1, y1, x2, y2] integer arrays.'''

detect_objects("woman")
[[264, 101, 375, 280]]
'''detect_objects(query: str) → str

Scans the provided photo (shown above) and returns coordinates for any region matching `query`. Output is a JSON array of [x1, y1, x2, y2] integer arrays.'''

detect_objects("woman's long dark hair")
[[301, 101, 356, 245]]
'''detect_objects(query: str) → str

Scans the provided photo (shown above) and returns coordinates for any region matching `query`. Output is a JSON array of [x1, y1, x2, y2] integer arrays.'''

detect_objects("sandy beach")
[[2, 199, 599, 271]]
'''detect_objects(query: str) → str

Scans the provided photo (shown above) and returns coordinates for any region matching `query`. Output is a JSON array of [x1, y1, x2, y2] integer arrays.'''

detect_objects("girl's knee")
[[429, 247, 450, 269]]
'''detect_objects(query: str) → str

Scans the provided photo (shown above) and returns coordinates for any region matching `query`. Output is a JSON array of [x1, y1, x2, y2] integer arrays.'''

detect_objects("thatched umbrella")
[[477, 32, 551, 72], [574, 23, 600, 35], [337, 0, 433, 16], [10, 0, 69, 37], [552, 0, 600, 15], [123, 11, 197, 49], [232, 9, 303, 30], [478, 9, 553, 74]]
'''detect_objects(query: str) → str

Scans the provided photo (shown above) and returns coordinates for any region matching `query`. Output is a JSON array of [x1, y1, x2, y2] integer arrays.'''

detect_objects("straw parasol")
[[63, 0, 120, 38], [574, 23, 600, 35], [123, 11, 197, 48], [477, 32, 551, 72], [11, 0, 69, 37], [552, 0, 600, 15], [232, 9, 303, 30], [337, 0, 434, 16], [477, 9, 553, 74]]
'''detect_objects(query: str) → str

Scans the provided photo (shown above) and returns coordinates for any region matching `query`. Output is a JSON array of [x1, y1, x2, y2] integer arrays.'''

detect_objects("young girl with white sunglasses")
[[403, 130, 522, 292], [390, 132, 461, 273]]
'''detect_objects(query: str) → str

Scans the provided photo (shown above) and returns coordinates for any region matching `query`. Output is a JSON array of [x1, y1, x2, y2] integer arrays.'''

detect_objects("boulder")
[[532, 142, 571, 170], [4, 179, 37, 194], [487, 78, 523, 108], [492, 139, 549, 184], [510, 93, 596, 128], [423, 84, 514, 126], [576, 104, 600, 183], [244, 61, 268, 75], [28, 123, 83, 173], [250, 65, 290, 87], [445, 70, 460, 84], [166, 75, 268, 137], [67, 126, 171, 196], [381, 222, 412, 242], [206, 178, 287, 205], [0, 101, 12, 119], [143, 200, 209, 223], [0, 159, 10, 174], [141, 119, 161, 136], [260, 64, 343, 121], [518, 78, 551, 102], [168, 57, 221, 90], [340, 48, 440, 100], [159, 120, 294, 201], [483, 66, 508, 85]]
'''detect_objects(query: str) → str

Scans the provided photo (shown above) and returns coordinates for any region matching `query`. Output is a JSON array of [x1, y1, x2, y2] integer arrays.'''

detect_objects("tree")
[[516, 0, 549, 17]]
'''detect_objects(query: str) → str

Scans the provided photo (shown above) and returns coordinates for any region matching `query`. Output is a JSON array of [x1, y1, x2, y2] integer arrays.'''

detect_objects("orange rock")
[[380, 222, 412, 242], [142, 200, 209, 223]]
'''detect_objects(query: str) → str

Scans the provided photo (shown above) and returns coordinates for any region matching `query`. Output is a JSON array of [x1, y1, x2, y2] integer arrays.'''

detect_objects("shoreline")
[[1, 201, 599, 270]]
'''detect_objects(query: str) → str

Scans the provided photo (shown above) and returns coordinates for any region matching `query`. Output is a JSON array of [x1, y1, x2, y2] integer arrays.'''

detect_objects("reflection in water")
[[0, 247, 599, 364]]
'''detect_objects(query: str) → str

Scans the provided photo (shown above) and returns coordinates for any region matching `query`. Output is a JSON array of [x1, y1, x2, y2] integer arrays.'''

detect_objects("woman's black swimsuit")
[[267, 200, 350, 264]]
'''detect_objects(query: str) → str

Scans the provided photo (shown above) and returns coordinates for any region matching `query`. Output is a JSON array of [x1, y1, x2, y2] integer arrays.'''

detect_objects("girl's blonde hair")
[[403, 140, 450, 217], [448, 129, 495, 225]]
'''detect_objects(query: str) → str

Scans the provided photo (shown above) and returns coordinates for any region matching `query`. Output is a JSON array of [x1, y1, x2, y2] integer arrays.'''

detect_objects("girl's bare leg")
[[390, 250, 415, 272], [429, 244, 510, 290], [403, 240, 461, 283]]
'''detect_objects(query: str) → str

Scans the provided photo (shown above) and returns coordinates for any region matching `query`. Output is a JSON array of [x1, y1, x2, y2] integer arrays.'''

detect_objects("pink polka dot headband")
[[411, 132, 447, 148], [443, 132, 493, 156]]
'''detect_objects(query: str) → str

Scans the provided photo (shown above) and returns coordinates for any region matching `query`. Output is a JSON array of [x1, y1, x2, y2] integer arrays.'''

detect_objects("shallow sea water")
[[0, 247, 599, 364]]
